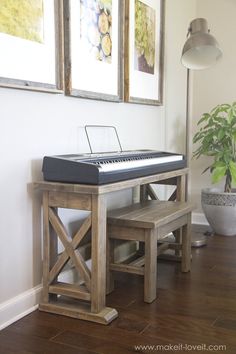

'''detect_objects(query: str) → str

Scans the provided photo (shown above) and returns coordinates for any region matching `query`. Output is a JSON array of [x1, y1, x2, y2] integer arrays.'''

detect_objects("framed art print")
[[64, 0, 123, 102], [0, 0, 63, 93], [124, 0, 164, 105]]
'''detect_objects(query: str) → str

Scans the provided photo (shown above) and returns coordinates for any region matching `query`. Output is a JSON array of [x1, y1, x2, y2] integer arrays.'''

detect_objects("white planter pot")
[[201, 188, 236, 236]]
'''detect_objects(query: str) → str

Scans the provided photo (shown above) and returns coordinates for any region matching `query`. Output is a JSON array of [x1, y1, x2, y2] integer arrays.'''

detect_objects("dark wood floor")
[[1, 225, 236, 354]]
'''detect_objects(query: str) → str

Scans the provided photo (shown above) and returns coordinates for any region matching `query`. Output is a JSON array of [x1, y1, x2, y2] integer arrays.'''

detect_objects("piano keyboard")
[[42, 150, 186, 185], [95, 155, 183, 172]]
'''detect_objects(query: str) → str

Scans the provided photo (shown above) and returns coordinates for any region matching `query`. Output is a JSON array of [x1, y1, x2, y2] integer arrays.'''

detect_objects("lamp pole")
[[181, 18, 222, 246], [185, 68, 190, 201]]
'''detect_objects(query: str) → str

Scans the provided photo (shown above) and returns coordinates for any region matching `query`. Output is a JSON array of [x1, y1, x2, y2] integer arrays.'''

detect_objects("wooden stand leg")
[[91, 194, 106, 312], [140, 184, 149, 202], [106, 238, 115, 294], [144, 229, 158, 303], [181, 213, 191, 272], [176, 174, 186, 202], [42, 192, 50, 304], [42, 192, 58, 303], [39, 191, 118, 325], [90, 195, 118, 323]]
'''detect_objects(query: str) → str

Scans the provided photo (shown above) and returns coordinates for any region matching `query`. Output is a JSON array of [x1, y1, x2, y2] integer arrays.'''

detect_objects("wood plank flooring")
[[1, 225, 236, 353]]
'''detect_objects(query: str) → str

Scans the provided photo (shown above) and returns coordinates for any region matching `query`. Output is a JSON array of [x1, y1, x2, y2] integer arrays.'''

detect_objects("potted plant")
[[193, 102, 236, 236]]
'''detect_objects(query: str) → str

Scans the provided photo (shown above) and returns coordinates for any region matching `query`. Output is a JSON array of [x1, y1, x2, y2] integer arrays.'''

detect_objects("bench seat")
[[107, 200, 194, 303]]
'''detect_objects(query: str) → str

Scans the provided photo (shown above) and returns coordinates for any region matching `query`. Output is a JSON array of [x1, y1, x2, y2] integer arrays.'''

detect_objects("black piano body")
[[42, 150, 186, 185]]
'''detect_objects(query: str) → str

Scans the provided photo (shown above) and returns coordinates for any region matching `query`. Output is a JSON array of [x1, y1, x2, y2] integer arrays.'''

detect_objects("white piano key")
[[98, 155, 183, 172]]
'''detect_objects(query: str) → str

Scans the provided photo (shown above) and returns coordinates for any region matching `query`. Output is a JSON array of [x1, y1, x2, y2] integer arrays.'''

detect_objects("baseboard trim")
[[0, 285, 42, 331], [192, 212, 209, 226]]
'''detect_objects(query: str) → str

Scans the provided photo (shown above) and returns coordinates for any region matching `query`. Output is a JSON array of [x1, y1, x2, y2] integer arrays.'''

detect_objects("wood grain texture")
[[124, 0, 130, 102], [144, 229, 158, 303], [49, 282, 90, 301], [34, 168, 189, 195], [48, 208, 91, 290], [42, 193, 58, 303], [36, 168, 189, 324], [181, 213, 191, 272], [49, 191, 91, 210], [48, 215, 91, 284], [2, 225, 236, 353], [176, 173, 186, 201], [42, 191, 50, 304], [108, 200, 194, 229], [54, 0, 64, 91], [63, 0, 72, 95], [91, 194, 107, 313], [39, 301, 117, 325], [107, 200, 193, 304]]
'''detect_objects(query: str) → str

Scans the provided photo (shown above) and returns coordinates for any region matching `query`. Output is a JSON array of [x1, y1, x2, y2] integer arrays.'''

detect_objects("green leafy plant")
[[193, 102, 236, 193]]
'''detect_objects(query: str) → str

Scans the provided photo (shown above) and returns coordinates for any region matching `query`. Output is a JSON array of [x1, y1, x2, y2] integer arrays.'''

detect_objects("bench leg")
[[144, 229, 158, 303], [181, 213, 191, 272], [174, 228, 182, 257]]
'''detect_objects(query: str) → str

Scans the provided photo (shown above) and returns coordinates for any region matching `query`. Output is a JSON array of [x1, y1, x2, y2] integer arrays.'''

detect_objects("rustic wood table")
[[35, 167, 188, 324]]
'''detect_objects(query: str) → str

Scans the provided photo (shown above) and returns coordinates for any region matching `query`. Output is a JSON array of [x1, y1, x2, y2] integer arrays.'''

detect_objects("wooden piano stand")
[[35, 167, 188, 324]]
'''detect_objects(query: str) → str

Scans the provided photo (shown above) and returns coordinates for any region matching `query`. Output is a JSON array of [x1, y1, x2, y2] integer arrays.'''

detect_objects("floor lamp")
[[181, 18, 222, 246]]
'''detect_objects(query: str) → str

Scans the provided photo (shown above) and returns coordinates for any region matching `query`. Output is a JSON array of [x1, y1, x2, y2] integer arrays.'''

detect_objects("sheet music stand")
[[85, 125, 123, 154]]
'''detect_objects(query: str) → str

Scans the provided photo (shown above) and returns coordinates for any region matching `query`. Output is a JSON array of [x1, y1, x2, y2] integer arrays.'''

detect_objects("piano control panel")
[[42, 150, 186, 185]]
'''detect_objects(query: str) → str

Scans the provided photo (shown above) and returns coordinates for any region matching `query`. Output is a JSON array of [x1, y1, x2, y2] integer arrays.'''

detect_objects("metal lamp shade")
[[181, 18, 222, 70]]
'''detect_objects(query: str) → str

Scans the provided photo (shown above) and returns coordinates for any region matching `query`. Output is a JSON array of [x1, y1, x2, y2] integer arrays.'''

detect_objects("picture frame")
[[124, 0, 164, 105], [64, 0, 123, 102], [0, 0, 64, 93]]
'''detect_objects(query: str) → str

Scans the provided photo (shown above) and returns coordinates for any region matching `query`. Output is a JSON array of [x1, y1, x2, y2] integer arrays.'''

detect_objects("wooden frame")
[[35, 167, 188, 324], [0, 0, 64, 93], [64, 0, 123, 102], [124, 0, 165, 105]]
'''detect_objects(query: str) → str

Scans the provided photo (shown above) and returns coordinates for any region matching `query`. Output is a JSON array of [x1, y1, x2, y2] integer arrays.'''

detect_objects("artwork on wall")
[[0, 0, 44, 43], [64, 0, 123, 102], [0, 0, 165, 103], [124, 0, 164, 105], [0, 0, 64, 93]]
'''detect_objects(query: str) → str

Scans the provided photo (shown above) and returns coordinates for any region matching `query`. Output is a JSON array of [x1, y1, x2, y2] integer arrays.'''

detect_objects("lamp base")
[[191, 233, 207, 247]]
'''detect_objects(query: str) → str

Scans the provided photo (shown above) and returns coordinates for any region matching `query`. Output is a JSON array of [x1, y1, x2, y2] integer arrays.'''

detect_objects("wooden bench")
[[107, 200, 194, 303]]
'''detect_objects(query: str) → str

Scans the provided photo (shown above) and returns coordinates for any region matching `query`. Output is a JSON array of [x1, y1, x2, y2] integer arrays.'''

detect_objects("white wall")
[[0, 0, 196, 329], [165, 0, 196, 154], [191, 0, 236, 214]]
